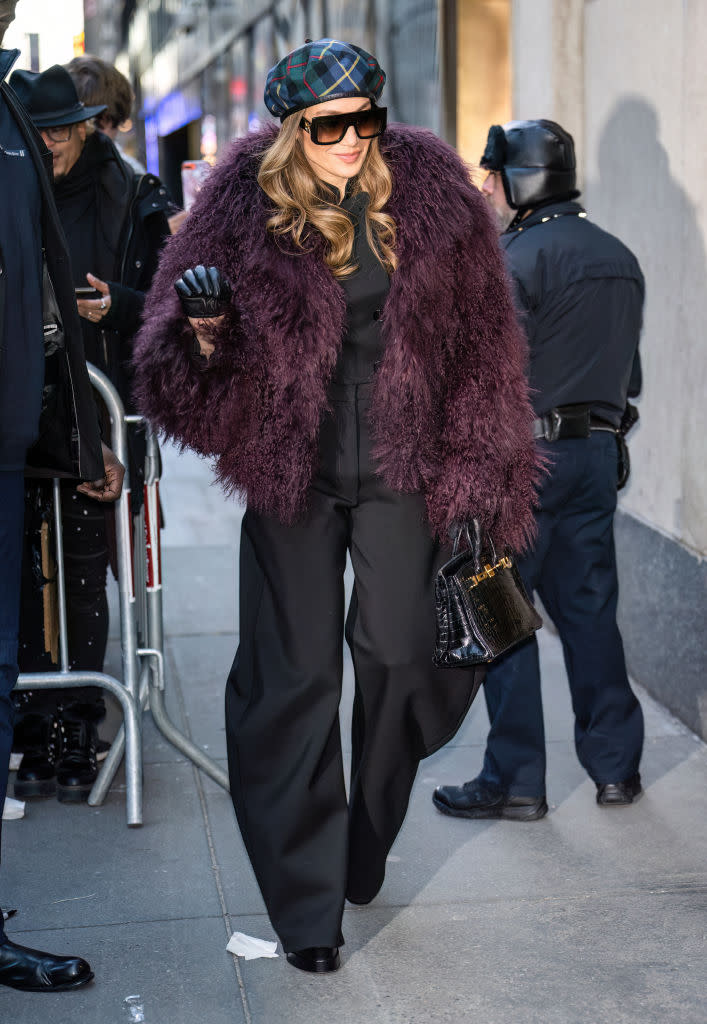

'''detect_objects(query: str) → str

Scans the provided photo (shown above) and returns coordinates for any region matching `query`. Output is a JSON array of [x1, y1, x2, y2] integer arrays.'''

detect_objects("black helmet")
[[480, 119, 579, 210]]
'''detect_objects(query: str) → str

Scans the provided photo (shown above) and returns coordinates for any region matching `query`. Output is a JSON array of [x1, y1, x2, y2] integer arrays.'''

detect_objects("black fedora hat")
[[10, 64, 107, 128]]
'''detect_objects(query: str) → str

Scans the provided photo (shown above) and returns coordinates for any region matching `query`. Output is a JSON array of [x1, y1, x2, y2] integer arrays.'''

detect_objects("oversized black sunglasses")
[[299, 106, 387, 145]]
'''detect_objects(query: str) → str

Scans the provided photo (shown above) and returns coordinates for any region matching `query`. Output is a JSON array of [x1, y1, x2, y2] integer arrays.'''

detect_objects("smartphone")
[[181, 159, 212, 212], [75, 287, 101, 298]]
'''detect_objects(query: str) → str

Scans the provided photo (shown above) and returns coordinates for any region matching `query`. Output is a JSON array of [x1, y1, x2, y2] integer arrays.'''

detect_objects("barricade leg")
[[17, 670, 142, 825], [87, 661, 150, 808], [136, 419, 230, 792]]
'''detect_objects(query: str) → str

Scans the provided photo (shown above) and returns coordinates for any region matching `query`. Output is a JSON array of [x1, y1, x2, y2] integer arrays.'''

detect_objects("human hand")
[[174, 265, 232, 318], [76, 442, 125, 502], [76, 273, 112, 324], [175, 266, 231, 360]]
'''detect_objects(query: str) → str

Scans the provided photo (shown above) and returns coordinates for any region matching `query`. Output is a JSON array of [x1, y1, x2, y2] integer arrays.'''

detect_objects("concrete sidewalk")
[[2, 445, 706, 1023]]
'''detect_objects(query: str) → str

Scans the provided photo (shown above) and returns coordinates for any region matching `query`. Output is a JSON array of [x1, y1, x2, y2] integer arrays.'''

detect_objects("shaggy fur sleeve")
[[431, 213, 541, 553], [131, 139, 264, 456], [379, 127, 543, 553]]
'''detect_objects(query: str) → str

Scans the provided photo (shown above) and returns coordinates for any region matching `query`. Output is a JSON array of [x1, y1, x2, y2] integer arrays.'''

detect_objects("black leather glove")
[[174, 265, 232, 318]]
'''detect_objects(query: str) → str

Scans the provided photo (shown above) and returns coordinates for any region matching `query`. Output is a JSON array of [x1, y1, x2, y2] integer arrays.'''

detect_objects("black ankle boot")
[[286, 947, 341, 973], [0, 937, 93, 991], [55, 713, 99, 803], [14, 714, 60, 799]]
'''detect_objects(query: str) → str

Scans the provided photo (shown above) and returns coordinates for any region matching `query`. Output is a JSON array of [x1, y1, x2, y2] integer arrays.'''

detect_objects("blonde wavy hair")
[[257, 110, 397, 278]]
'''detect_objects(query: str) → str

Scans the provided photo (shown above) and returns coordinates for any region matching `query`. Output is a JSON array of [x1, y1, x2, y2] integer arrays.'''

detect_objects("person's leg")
[[433, 445, 576, 818], [225, 501, 350, 953], [0, 470, 25, 877], [54, 486, 108, 801], [479, 636, 546, 797], [0, 469, 94, 990], [345, 484, 483, 904], [474, 469, 571, 799], [15, 484, 108, 801], [59, 484, 109, 675], [538, 433, 643, 791]]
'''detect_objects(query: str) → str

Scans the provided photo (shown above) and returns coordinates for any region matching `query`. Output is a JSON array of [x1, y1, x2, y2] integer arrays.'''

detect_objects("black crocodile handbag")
[[434, 521, 542, 667]]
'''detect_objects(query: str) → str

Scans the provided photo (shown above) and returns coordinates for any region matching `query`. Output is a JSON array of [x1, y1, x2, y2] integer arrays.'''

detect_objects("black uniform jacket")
[[0, 48, 103, 480], [501, 200, 644, 427]]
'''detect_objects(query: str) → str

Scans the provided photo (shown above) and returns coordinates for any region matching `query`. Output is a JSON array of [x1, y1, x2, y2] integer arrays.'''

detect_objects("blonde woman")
[[134, 39, 540, 973]]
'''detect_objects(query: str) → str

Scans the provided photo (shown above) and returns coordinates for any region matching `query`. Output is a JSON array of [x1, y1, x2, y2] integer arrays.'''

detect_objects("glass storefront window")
[[250, 16, 275, 132], [325, 0, 372, 49], [230, 35, 250, 140], [273, 0, 306, 53], [386, 0, 440, 132]]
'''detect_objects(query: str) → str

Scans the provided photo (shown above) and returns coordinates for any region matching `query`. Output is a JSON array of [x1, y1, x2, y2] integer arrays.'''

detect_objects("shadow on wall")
[[590, 97, 707, 740]]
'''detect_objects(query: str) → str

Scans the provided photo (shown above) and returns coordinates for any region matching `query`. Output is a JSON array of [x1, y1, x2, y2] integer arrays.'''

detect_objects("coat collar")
[[503, 199, 587, 237], [0, 47, 20, 82]]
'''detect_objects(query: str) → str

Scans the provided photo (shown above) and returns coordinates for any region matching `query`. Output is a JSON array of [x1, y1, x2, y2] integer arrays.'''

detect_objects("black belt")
[[533, 405, 616, 441]]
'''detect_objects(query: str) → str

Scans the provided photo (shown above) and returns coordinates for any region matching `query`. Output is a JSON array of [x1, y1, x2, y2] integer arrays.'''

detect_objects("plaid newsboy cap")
[[264, 38, 386, 120]]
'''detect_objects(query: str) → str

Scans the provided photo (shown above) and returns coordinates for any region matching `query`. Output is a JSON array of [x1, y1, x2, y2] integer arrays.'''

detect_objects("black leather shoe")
[[0, 938, 93, 992], [596, 772, 642, 806], [14, 715, 60, 799], [286, 947, 340, 973], [433, 777, 548, 821], [56, 715, 99, 803]]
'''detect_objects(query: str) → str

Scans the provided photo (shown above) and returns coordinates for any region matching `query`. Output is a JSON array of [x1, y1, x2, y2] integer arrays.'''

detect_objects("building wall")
[[583, 0, 707, 554], [456, 0, 512, 178], [3, 0, 84, 69], [511, 0, 707, 737]]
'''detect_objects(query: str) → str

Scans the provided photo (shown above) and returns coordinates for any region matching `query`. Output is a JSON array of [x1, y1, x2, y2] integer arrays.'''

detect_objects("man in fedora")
[[6, 62, 170, 805], [1, 0, 124, 991]]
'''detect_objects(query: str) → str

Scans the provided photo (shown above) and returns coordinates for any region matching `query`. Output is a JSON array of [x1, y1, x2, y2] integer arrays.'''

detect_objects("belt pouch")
[[546, 404, 591, 441]]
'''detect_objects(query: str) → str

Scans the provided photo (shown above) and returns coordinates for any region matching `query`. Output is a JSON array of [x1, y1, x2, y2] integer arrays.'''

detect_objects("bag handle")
[[450, 519, 498, 573]]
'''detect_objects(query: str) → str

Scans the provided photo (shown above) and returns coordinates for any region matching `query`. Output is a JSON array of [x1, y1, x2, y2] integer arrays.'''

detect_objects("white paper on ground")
[[9, 753, 22, 771], [226, 931, 279, 960], [2, 797, 25, 821]]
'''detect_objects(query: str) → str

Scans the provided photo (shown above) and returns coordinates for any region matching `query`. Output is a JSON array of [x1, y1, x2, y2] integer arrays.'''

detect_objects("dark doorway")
[[158, 120, 201, 208]]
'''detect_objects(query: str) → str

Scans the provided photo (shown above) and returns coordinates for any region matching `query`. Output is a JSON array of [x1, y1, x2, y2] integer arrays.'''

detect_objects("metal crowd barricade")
[[16, 364, 229, 828], [92, 410, 230, 801], [15, 365, 142, 825]]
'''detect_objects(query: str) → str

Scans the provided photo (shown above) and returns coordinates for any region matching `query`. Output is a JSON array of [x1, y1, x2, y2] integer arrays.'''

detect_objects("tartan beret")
[[264, 38, 386, 121]]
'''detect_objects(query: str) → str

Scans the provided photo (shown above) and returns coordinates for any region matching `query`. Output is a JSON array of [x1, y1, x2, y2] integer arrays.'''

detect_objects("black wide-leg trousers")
[[225, 382, 482, 952]]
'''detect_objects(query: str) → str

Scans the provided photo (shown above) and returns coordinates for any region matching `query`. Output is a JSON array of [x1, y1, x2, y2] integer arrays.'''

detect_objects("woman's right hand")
[[174, 266, 232, 359]]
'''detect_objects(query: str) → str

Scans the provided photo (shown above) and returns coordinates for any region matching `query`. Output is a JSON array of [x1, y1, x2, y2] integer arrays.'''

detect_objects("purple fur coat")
[[133, 124, 540, 551]]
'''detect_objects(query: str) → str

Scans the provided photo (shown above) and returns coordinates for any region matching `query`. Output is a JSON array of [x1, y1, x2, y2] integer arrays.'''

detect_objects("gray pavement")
[[2, 444, 706, 1023]]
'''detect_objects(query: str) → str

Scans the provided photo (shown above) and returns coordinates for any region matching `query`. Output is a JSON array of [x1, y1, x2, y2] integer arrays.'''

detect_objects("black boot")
[[13, 714, 60, 799], [286, 947, 341, 973], [432, 777, 548, 821], [0, 937, 93, 991], [55, 711, 99, 804]]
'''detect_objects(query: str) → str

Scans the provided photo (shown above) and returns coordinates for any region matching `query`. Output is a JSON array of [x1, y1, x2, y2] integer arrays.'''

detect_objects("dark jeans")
[[0, 469, 25, 940], [480, 432, 644, 796]]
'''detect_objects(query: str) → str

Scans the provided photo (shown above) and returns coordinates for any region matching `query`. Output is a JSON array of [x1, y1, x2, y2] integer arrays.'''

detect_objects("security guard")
[[434, 120, 645, 819]]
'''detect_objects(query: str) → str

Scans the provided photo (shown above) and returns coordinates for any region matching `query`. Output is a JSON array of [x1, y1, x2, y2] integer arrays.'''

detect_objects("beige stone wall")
[[511, 0, 707, 555], [456, 0, 512, 179], [511, 0, 584, 178]]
